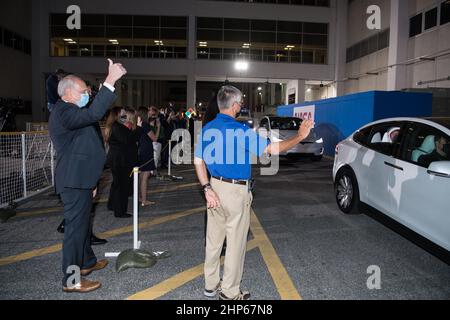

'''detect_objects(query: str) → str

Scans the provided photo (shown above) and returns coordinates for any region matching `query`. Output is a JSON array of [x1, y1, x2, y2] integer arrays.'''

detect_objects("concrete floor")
[[0, 159, 449, 300]]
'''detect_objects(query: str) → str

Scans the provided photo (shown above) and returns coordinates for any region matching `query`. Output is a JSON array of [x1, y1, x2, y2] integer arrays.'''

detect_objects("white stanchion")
[[105, 166, 140, 258]]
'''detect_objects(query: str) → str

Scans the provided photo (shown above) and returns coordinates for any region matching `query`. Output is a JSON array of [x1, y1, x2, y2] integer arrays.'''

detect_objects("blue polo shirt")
[[195, 114, 270, 180]]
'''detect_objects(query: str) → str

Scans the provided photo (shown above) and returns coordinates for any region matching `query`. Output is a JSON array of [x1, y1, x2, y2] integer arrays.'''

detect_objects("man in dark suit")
[[49, 59, 127, 293]]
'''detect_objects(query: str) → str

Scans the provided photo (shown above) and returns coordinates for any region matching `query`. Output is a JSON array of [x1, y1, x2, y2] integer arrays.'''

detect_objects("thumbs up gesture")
[[105, 58, 127, 87]]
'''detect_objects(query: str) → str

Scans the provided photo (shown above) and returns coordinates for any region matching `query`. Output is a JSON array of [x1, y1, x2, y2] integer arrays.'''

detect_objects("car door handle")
[[384, 162, 403, 171], [427, 170, 450, 178]]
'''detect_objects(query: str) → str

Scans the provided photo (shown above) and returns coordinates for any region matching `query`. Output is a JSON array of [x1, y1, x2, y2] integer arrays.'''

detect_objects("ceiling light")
[[235, 60, 249, 71], [63, 38, 73, 42]]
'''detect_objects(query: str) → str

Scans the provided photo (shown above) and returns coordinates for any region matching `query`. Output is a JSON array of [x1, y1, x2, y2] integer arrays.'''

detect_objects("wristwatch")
[[202, 183, 212, 193]]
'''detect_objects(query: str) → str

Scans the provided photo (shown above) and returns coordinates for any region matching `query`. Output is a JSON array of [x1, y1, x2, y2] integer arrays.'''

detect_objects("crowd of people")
[[103, 105, 189, 218]]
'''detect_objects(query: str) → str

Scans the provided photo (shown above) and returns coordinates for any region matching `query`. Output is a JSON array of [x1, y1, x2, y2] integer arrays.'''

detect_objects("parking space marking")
[[127, 211, 301, 300], [0, 206, 205, 267], [251, 210, 302, 300], [127, 240, 259, 300]]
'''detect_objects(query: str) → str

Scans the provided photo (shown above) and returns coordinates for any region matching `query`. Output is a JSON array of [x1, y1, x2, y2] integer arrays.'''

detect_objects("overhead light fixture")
[[109, 39, 118, 42], [235, 60, 249, 71], [68, 41, 77, 44], [199, 41, 208, 47], [154, 40, 164, 46], [284, 45, 295, 51], [242, 43, 251, 48], [257, 87, 262, 91], [307, 88, 312, 93], [63, 38, 73, 42]]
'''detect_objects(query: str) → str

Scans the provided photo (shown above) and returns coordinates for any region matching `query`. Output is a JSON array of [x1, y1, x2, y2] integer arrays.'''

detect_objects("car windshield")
[[270, 118, 302, 131]]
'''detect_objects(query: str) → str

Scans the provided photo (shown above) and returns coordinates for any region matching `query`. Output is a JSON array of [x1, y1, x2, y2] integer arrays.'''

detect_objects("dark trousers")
[[108, 166, 132, 216], [60, 188, 97, 286]]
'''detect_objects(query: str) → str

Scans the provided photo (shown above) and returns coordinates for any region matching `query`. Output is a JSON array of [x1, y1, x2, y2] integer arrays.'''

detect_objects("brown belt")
[[212, 176, 249, 186]]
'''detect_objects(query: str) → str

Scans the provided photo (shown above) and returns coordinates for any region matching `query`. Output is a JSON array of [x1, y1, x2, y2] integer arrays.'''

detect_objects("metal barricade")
[[0, 131, 54, 208]]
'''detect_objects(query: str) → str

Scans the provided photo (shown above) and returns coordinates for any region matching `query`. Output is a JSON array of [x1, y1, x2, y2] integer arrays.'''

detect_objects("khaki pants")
[[204, 178, 253, 298]]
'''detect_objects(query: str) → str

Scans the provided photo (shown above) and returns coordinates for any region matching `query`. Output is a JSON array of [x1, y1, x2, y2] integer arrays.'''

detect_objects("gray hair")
[[57, 75, 81, 97], [217, 85, 242, 110]]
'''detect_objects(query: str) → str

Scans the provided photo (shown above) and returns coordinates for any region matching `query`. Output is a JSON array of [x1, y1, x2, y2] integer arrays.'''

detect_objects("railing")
[[0, 131, 55, 208]]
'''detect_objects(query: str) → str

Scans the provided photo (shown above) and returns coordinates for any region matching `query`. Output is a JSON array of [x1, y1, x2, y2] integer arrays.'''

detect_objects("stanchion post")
[[50, 141, 55, 186], [168, 140, 172, 177], [21, 133, 27, 198], [133, 167, 140, 250]]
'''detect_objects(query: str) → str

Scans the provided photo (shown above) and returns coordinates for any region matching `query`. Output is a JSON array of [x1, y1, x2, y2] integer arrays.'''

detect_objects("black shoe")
[[219, 291, 250, 300], [115, 213, 132, 218], [91, 234, 108, 246], [57, 220, 65, 234]]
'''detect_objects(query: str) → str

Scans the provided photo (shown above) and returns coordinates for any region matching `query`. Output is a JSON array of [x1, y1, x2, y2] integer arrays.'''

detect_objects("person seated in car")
[[418, 135, 449, 167], [382, 127, 400, 144]]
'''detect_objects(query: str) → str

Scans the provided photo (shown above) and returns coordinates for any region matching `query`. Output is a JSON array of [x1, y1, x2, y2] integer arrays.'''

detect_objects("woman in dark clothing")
[[137, 107, 157, 207], [105, 107, 141, 218]]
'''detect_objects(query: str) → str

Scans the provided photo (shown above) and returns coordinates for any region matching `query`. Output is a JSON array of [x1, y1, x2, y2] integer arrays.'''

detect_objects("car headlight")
[[315, 138, 323, 144]]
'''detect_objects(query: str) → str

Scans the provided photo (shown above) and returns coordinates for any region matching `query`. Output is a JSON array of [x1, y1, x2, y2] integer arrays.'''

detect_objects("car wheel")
[[311, 155, 323, 162], [334, 168, 361, 215]]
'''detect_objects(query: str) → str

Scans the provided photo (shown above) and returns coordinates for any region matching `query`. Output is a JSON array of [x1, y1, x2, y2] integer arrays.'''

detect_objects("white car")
[[259, 116, 324, 161], [333, 117, 450, 256]]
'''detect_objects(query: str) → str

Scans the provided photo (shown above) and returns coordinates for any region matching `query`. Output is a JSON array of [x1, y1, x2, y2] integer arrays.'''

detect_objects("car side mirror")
[[427, 161, 450, 178]]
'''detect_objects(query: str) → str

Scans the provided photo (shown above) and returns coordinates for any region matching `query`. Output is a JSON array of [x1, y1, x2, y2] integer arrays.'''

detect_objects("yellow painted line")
[[127, 210, 301, 301], [0, 206, 205, 267], [127, 239, 259, 300], [15, 207, 62, 218], [14, 182, 200, 218], [250, 210, 302, 300]]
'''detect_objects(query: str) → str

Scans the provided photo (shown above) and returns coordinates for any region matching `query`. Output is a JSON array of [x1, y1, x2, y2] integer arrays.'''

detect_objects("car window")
[[400, 123, 450, 168], [365, 122, 403, 157], [353, 126, 372, 146], [269, 118, 302, 131], [260, 118, 269, 130]]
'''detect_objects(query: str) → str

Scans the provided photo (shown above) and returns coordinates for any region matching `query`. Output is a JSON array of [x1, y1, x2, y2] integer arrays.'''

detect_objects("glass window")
[[197, 29, 223, 41], [82, 14, 105, 26], [3, 29, 14, 48], [277, 20, 302, 33], [368, 35, 378, 54], [441, 0, 450, 25], [224, 30, 249, 42], [251, 19, 276, 31], [303, 22, 327, 34], [133, 27, 159, 39], [378, 29, 389, 49], [251, 31, 276, 43], [367, 123, 403, 156], [106, 15, 132, 27], [425, 7, 438, 30], [24, 38, 31, 55], [224, 18, 250, 30], [133, 15, 159, 27], [400, 123, 450, 168], [353, 126, 372, 147], [161, 16, 187, 28], [409, 13, 423, 37], [197, 17, 223, 29]]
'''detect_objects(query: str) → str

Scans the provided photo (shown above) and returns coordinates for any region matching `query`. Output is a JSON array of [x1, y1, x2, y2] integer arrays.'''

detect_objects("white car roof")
[[358, 117, 450, 135]]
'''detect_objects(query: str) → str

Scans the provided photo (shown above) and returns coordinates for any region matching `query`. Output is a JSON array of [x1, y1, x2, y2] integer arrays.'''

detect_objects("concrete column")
[[32, 0, 49, 121], [333, 0, 348, 97], [285, 80, 305, 105], [188, 15, 196, 60], [270, 83, 276, 105], [187, 73, 196, 108], [388, 0, 409, 91]]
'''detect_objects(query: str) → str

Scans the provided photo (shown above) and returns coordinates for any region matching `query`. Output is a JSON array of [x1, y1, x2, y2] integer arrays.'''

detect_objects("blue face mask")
[[76, 93, 90, 108]]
